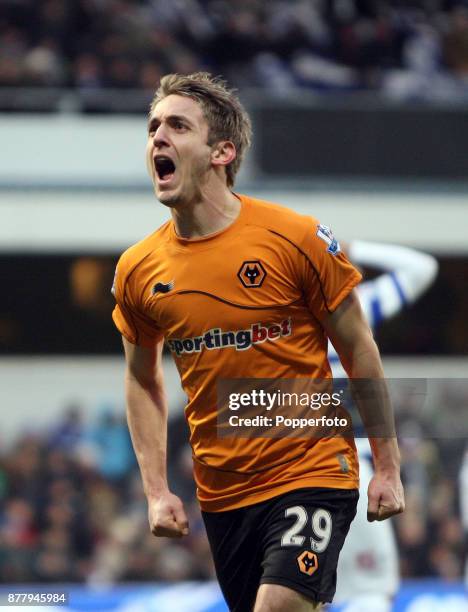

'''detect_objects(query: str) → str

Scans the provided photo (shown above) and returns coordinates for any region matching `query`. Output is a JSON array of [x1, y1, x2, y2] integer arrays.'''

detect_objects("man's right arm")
[[123, 336, 189, 537]]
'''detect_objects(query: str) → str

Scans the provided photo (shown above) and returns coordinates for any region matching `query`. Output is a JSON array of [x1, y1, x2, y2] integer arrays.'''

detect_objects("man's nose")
[[153, 123, 169, 147]]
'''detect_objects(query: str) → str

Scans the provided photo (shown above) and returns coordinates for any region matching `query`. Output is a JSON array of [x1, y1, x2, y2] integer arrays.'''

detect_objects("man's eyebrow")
[[168, 114, 193, 125], [147, 116, 160, 130], [148, 114, 194, 129]]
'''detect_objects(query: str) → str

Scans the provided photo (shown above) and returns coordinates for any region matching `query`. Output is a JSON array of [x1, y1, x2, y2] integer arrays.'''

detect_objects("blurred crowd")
[[0, 406, 214, 585], [0, 394, 466, 586], [1, 0, 468, 100]]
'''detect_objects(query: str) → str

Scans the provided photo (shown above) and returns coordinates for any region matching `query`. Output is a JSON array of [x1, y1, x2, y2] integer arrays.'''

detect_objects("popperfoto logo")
[[217, 378, 354, 439], [167, 318, 292, 357]]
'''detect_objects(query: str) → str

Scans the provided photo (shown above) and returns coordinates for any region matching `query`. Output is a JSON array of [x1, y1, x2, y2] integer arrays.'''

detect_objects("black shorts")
[[202, 487, 358, 612]]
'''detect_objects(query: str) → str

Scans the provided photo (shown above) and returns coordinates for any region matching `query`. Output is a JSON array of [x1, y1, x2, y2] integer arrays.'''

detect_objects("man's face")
[[146, 94, 213, 207]]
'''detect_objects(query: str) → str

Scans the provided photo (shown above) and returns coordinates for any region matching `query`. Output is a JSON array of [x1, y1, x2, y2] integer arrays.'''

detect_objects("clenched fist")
[[367, 469, 405, 522], [148, 491, 189, 537]]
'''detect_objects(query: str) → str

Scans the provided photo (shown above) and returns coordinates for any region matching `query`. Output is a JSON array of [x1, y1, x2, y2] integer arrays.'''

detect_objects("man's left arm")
[[322, 289, 405, 522]]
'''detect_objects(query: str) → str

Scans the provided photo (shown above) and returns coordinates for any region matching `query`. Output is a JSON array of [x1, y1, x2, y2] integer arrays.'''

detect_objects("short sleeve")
[[299, 218, 362, 322], [111, 256, 163, 347]]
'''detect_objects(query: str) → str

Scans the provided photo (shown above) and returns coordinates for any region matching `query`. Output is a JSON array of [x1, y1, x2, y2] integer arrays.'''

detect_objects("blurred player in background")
[[331, 241, 438, 612], [111, 72, 404, 612]]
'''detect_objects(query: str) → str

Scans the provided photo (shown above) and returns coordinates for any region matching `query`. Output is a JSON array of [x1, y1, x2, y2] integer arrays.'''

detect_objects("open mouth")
[[154, 156, 176, 182]]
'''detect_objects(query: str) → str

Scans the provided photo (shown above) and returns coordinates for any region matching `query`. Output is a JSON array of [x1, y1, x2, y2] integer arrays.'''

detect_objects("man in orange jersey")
[[112, 73, 404, 612]]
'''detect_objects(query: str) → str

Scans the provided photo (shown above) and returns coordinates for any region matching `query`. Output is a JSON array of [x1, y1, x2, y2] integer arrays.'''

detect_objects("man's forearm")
[[324, 293, 404, 519], [126, 372, 169, 499], [343, 336, 401, 472]]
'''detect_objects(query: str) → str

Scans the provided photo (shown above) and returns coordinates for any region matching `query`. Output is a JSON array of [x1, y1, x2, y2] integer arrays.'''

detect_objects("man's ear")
[[211, 141, 237, 168]]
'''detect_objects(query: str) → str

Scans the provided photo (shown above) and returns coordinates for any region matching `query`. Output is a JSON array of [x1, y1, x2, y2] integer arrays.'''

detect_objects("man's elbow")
[[340, 336, 383, 378], [125, 367, 163, 394]]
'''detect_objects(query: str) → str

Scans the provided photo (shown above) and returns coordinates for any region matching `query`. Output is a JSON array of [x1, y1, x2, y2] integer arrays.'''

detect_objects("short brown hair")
[[150, 72, 252, 188]]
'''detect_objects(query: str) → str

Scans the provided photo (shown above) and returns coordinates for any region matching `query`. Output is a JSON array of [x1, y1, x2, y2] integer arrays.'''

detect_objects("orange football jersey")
[[113, 194, 362, 511]]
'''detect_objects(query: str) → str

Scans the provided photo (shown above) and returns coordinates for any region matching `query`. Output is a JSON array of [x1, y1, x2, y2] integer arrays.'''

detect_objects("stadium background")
[[0, 1, 467, 610]]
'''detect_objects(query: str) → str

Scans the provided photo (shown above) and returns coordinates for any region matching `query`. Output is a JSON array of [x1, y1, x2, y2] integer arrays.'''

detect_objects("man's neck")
[[171, 186, 241, 239]]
